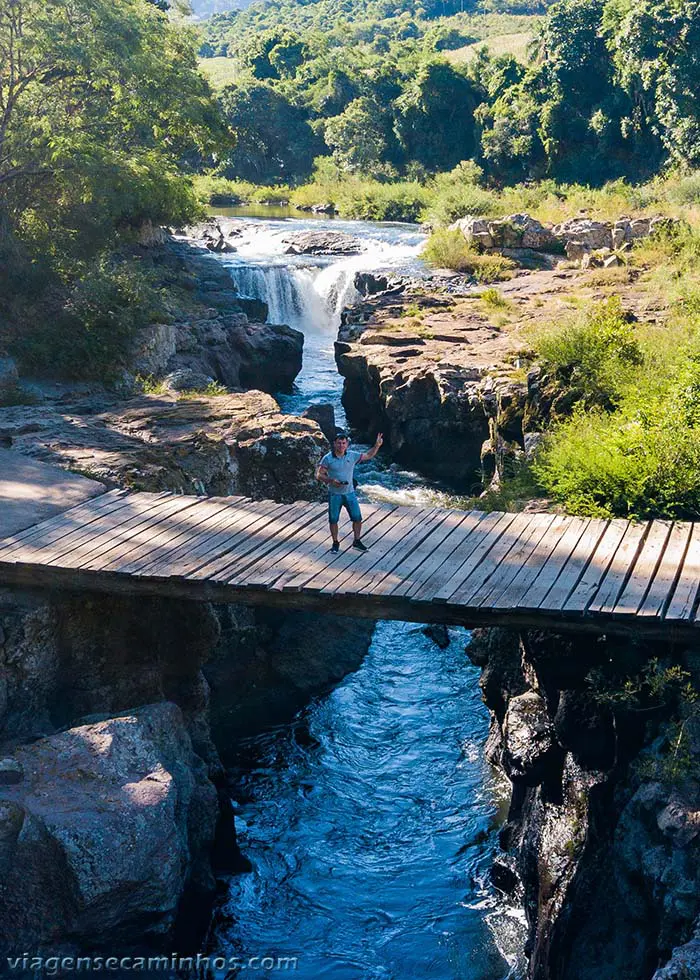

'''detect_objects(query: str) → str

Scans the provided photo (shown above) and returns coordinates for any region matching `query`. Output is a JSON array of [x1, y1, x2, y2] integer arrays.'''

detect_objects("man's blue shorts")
[[328, 492, 362, 523]]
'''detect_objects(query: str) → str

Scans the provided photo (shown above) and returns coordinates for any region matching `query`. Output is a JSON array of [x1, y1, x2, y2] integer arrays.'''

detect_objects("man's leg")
[[328, 495, 341, 551], [346, 494, 367, 550]]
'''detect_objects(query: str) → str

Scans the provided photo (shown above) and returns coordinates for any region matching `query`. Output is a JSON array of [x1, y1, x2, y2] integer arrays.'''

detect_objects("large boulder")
[[553, 218, 613, 251], [282, 230, 365, 256], [450, 213, 556, 252], [0, 390, 327, 499], [0, 703, 218, 954], [502, 690, 562, 785], [132, 315, 303, 394], [233, 414, 327, 502]]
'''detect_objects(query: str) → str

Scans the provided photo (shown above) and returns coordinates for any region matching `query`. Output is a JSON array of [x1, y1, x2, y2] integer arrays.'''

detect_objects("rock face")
[[131, 314, 302, 395], [282, 230, 365, 255], [0, 390, 327, 498], [0, 357, 19, 400], [450, 212, 678, 266], [205, 605, 375, 754], [123, 234, 301, 395], [335, 288, 525, 488], [0, 703, 218, 954], [467, 628, 700, 980]]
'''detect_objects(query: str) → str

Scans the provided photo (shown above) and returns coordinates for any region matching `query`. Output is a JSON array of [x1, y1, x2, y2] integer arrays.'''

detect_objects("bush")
[[421, 228, 515, 281], [290, 178, 431, 222], [532, 296, 643, 408], [533, 407, 700, 519], [14, 257, 166, 381]]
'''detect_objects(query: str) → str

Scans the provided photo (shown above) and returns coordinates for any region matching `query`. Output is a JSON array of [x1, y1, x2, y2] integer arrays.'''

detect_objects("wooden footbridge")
[[0, 490, 698, 641]]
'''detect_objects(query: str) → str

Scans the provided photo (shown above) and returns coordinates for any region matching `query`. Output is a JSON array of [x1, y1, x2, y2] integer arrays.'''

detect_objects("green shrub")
[[15, 257, 166, 382], [532, 296, 643, 408], [533, 406, 700, 519], [421, 228, 515, 281]]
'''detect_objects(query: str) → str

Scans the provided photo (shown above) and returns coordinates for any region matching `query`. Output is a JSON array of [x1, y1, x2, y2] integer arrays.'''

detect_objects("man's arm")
[[316, 464, 344, 488], [359, 432, 384, 463]]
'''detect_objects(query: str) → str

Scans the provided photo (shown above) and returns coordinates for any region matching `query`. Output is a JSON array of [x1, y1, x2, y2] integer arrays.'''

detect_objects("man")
[[316, 429, 383, 553]]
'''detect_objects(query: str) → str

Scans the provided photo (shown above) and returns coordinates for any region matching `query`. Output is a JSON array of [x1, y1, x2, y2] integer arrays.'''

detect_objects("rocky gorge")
[[0, 211, 697, 979], [0, 227, 375, 965]]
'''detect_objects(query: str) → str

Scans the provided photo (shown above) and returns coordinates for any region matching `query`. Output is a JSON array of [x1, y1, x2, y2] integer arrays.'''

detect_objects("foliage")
[[0, 0, 220, 380], [12, 257, 167, 381], [532, 296, 643, 409], [421, 228, 515, 280], [217, 83, 322, 183]]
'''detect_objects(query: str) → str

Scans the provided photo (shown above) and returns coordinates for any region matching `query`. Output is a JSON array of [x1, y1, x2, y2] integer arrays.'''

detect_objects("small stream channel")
[[204, 211, 525, 978]]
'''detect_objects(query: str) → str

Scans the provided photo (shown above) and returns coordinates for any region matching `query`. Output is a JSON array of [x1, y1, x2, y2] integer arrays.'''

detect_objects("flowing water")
[[202, 212, 526, 979]]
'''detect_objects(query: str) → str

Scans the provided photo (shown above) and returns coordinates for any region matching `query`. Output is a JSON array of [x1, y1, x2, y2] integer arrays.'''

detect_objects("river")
[[203, 211, 526, 979]]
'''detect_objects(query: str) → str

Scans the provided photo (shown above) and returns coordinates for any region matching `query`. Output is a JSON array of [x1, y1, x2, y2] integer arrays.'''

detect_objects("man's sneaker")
[[331, 541, 340, 553], [352, 538, 368, 552]]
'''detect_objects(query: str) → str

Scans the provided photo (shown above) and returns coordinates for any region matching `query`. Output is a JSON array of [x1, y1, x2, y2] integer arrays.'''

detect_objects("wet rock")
[[234, 297, 269, 322], [0, 703, 218, 954], [283, 230, 364, 256], [354, 271, 390, 296], [302, 403, 336, 442], [0, 358, 19, 398], [0, 759, 23, 785], [654, 921, 700, 979], [502, 691, 561, 785], [422, 624, 450, 648]]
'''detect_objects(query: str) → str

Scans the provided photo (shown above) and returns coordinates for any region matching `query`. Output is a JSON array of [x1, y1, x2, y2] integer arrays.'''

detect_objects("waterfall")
[[226, 262, 359, 334]]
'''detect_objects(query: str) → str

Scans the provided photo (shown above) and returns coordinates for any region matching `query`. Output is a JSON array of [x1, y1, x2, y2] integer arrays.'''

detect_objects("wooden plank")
[[282, 504, 398, 593], [243, 506, 333, 588], [189, 501, 290, 581], [587, 521, 653, 615], [63, 496, 203, 571], [562, 520, 629, 613], [133, 497, 252, 576], [486, 515, 567, 611], [360, 508, 451, 596], [334, 507, 439, 596], [12, 493, 171, 567], [221, 502, 327, 586], [638, 523, 693, 619], [515, 517, 589, 612], [102, 498, 246, 575], [666, 523, 700, 622], [433, 511, 521, 605], [448, 512, 535, 607], [398, 510, 489, 601], [0, 490, 130, 559], [613, 520, 673, 617], [269, 503, 389, 591], [309, 506, 411, 595], [164, 499, 282, 579], [538, 518, 610, 612]]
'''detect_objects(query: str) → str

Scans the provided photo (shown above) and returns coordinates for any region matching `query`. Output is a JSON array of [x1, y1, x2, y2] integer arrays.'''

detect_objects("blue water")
[[213, 623, 522, 979], [199, 214, 525, 979]]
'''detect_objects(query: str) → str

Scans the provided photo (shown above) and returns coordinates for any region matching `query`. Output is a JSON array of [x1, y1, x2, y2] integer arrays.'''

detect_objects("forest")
[[1, 0, 700, 519], [196, 0, 700, 191]]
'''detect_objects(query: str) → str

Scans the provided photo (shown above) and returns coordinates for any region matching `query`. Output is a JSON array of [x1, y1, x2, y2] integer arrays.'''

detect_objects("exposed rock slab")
[[282, 230, 365, 256], [0, 390, 327, 499], [0, 703, 218, 954], [0, 449, 106, 537]]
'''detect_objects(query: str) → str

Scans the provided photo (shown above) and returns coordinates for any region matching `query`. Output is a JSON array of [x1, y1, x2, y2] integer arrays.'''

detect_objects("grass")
[[480, 287, 511, 310], [193, 168, 700, 229], [421, 229, 516, 281], [446, 31, 534, 65], [197, 56, 238, 90]]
